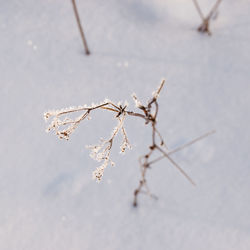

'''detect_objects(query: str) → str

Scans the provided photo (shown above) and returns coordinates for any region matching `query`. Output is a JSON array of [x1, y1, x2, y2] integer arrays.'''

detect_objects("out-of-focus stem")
[[71, 0, 90, 55]]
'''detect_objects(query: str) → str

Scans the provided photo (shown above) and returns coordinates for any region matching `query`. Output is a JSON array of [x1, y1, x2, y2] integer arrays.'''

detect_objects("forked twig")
[[130, 81, 214, 206], [192, 0, 222, 35], [44, 80, 215, 206], [71, 0, 90, 55]]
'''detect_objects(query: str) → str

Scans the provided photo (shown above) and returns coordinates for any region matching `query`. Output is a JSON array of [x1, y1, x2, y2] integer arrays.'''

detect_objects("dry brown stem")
[[71, 0, 90, 55], [131, 81, 190, 206], [44, 80, 215, 206], [192, 0, 222, 35], [130, 81, 215, 206]]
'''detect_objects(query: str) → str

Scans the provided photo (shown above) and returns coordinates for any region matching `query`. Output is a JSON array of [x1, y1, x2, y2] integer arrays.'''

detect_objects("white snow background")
[[1, 0, 250, 249]]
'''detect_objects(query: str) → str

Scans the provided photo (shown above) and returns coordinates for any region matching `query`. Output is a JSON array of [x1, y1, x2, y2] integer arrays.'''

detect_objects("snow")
[[1, 0, 250, 249]]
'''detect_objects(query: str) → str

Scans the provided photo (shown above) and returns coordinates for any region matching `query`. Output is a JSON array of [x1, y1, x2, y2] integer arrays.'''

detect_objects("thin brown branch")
[[155, 145, 196, 186], [193, 0, 205, 20], [132, 81, 216, 206], [192, 0, 223, 35], [208, 0, 222, 20], [148, 130, 216, 165], [101, 106, 119, 112], [44, 80, 215, 207], [71, 0, 90, 55], [126, 111, 147, 121]]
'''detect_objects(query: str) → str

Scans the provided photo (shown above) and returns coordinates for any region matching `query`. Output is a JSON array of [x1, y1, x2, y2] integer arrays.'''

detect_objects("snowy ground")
[[1, 0, 250, 249]]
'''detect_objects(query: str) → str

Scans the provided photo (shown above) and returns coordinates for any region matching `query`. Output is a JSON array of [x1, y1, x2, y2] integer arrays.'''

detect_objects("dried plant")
[[192, 0, 222, 35], [44, 80, 215, 206], [71, 0, 90, 55]]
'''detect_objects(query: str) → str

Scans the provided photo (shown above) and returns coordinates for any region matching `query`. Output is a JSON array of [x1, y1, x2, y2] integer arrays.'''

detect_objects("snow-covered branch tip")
[[44, 79, 215, 206]]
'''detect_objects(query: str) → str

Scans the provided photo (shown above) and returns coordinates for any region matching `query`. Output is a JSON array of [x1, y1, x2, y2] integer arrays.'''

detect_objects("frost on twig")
[[192, 0, 222, 35], [86, 114, 131, 182], [44, 100, 131, 181], [44, 79, 215, 206]]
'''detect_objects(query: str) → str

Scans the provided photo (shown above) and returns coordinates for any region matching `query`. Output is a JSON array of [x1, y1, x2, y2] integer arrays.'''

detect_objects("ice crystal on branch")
[[86, 114, 131, 181], [152, 80, 165, 99], [132, 93, 143, 108]]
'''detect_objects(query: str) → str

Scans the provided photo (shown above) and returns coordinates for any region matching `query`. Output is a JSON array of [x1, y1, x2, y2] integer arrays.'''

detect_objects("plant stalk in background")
[[192, 0, 222, 35], [71, 0, 90, 55]]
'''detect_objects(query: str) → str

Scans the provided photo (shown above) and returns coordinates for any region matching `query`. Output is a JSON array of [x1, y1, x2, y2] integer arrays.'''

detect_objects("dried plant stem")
[[193, 0, 222, 35], [132, 128, 215, 206], [44, 79, 215, 206], [156, 145, 196, 186], [193, 0, 205, 20], [131, 81, 215, 206], [148, 130, 216, 165], [130, 80, 195, 206], [71, 0, 90, 55]]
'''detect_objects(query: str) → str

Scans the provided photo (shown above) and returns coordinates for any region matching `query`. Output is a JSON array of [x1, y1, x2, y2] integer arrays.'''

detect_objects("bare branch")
[[71, 0, 90, 55], [148, 130, 216, 165], [132, 81, 215, 206], [155, 145, 196, 186], [193, 0, 205, 20], [152, 79, 165, 100]]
